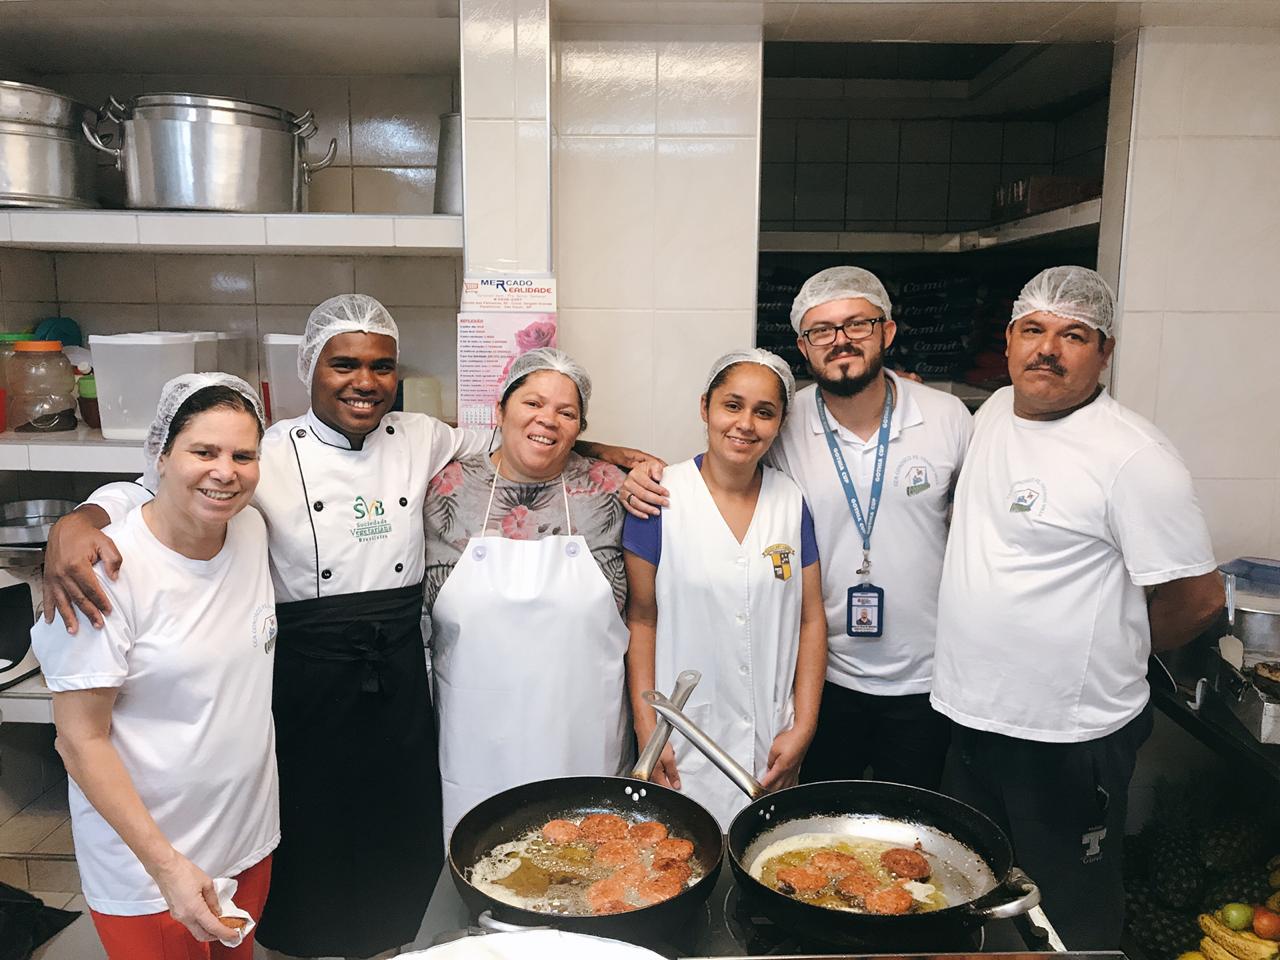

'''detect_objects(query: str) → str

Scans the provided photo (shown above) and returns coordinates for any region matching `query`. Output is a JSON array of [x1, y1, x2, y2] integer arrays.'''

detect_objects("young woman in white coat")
[[624, 349, 828, 829], [33, 375, 275, 959]]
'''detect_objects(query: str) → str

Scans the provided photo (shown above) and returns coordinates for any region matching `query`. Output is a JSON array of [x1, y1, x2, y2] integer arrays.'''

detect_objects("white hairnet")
[[500, 348, 592, 414], [297, 293, 400, 390], [704, 348, 797, 410], [1010, 266, 1115, 337], [143, 373, 265, 490], [790, 266, 893, 332]]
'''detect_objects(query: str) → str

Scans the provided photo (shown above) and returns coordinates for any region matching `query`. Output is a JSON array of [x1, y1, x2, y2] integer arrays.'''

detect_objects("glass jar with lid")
[[6, 340, 77, 432], [0, 333, 36, 431]]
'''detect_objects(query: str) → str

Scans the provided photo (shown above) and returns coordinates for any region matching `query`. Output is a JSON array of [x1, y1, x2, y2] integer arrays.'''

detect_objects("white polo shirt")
[[930, 387, 1217, 743], [769, 373, 973, 695]]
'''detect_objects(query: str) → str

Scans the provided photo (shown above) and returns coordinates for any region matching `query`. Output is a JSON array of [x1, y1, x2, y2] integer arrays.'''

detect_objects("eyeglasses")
[[800, 317, 884, 346]]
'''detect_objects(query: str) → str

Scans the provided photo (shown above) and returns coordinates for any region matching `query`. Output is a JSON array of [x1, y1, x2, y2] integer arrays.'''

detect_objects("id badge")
[[847, 583, 885, 638]]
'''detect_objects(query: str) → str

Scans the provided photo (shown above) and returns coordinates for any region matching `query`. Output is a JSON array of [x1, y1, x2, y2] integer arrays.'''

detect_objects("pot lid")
[[128, 93, 295, 126]]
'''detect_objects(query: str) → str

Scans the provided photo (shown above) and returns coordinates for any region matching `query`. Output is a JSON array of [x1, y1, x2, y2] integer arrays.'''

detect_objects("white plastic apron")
[[431, 462, 630, 838]]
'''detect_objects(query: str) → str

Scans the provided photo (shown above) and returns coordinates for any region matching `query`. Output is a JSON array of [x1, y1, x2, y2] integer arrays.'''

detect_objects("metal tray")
[[0, 498, 77, 546]]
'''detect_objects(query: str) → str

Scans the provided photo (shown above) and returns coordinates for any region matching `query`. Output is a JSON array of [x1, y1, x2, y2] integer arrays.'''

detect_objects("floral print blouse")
[[423, 451, 628, 619]]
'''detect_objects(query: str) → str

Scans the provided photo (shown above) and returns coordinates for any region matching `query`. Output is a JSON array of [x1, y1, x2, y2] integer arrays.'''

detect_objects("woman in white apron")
[[427, 349, 631, 838], [623, 349, 828, 829]]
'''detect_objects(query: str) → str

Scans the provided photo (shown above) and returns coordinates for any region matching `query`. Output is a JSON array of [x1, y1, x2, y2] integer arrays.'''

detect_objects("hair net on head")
[[297, 293, 399, 390], [1010, 266, 1116, 337], [500, 347, 592, 415], [704, 348, 797, 410], [142, 373, 265, 490], [790, 266, 893, 333]]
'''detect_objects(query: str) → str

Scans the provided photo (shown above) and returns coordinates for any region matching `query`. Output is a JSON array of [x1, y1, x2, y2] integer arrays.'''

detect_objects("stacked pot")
[[0, 80, 99, 208]]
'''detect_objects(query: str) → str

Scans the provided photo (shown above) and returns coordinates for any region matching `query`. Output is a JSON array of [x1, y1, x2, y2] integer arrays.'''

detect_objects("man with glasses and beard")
[[930, 266, 1223, 948], [623, 266, 971, 789]]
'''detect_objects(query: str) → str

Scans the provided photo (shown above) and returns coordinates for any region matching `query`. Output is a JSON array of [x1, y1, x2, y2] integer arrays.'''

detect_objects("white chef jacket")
[[930, 387, 1217, 743], [86, 410, 489, 602], [31, 507, 279, 915], [624, 457, 816, 829], [768, 374, 973, 695]]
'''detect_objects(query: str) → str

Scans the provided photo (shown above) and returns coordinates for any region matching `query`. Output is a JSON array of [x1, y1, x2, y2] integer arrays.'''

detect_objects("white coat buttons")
[[321, 569, 332, 580], [313, 501, 323, 512], [394, 563, 404, 573], [295, 428, 307, 438], [736, 556, 747, 566], [566, 542, 580, 557], [399, 497, 408, 507], [735, 613, 746, 625], [740, 666, 748, 676], [386, 425, 395, 434], [473, 546, 487, 560]]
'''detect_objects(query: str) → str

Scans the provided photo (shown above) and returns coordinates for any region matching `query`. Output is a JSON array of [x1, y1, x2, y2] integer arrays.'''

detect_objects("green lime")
[[1221, 902, 1255, 930]]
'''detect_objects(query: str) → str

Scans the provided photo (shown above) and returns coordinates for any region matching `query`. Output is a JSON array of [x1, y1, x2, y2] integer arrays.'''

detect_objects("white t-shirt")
[[930, 387, 1217, 743], [31, 507, 280, 915], [85, 411, 489, 602], [769, 374, 973, 694]]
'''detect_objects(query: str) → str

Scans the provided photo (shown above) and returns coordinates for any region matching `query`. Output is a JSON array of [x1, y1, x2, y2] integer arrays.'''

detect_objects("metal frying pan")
[[645, 690, 1042, 950]]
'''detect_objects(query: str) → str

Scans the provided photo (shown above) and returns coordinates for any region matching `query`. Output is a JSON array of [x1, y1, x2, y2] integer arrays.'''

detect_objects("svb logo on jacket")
[[351, 495, 392, 542]]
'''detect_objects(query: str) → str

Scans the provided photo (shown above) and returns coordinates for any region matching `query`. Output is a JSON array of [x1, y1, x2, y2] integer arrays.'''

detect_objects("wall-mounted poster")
[[456, 311, 558, 428]]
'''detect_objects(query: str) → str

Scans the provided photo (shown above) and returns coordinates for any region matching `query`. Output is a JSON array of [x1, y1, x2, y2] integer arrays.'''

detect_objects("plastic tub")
[[261, 333, 307, 423], [0, 333, 36, 431], [216, 332, 255, 384], [6, 340, 77, 432], [89, 332, 196, 439]]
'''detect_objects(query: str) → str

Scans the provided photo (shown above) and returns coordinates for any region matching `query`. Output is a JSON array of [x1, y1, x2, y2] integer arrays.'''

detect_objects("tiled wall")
[[1110, 26, 1280, 563], [760, 97, 1108, 233], [0, 250, 462, 418], [37, 73, 457, 214], [553, 24, 762, 461]]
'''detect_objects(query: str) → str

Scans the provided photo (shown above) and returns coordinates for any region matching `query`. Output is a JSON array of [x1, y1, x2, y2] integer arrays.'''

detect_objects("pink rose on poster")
[[515, 319, 557, 352], [428, 461, 463, 496], [588, 460, 624, 495], [501, 505, 534, 540]]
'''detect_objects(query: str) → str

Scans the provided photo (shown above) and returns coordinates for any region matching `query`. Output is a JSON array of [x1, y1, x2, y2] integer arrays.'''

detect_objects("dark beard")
[[813, 351, 884, 398]]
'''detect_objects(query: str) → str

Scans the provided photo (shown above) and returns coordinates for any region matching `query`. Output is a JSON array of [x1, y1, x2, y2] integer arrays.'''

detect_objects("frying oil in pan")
[[467, 811, 704, 916]]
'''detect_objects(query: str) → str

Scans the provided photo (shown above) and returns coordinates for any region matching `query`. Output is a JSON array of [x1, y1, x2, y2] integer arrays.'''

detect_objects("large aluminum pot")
[[83, 93, 336, 212], [1223, 559, 1280, 665], [0, 80, 98, 208]]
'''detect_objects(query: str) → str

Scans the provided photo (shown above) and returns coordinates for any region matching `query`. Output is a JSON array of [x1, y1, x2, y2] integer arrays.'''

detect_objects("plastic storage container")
[[261, 334, 307, 423], [216, 332, 255, 384], [89, 332, 196, 439], [6, 340, 77, 432], [0, 333, 36, 432]]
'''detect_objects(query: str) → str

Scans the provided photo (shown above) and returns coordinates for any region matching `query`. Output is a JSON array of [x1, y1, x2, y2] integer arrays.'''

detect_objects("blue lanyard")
[[816, 385, 893, 576]]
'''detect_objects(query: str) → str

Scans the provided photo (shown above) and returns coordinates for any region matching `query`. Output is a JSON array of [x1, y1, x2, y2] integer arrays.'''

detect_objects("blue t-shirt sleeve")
[[622, 509, 663, 566], [800, 500, 819, 568]]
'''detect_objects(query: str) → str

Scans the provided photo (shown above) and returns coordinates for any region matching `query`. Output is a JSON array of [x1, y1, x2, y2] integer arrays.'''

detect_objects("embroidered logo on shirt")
[[762, 543, 795, 582], [252, 604, 278, 654], [1007, 478, 1047, 516], [1081, 826, 1107, 863], [892, 455, 937, 497], [351, 495, 392, 542]]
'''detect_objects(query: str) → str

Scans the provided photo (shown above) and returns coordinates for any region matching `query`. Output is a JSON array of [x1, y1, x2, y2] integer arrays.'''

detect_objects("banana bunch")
[[1200, 913, 1280, 960]]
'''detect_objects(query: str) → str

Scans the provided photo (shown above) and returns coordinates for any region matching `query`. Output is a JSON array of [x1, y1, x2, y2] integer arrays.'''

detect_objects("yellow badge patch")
[[762, 543, 796, 582]]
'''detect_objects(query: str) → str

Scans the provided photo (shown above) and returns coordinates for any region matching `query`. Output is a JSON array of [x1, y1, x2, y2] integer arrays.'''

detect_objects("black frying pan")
[[646, 690, 1040, 950]]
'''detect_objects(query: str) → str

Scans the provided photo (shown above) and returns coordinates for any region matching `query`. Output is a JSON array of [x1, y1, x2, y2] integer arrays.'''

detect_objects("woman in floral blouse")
[[423, 348, 632, 835]]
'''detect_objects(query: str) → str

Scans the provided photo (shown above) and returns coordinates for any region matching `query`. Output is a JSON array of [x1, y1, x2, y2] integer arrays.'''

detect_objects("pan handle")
[[961, 866, 1040, 921], [643, 690, 767, 801], [633, 669, 700, 780], [476, 910, 551, 934]]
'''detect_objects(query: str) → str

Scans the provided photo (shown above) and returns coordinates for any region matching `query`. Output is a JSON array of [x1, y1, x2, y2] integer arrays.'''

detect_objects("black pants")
[[800, 682, 951, 789], [943, 704, 1154, 950]]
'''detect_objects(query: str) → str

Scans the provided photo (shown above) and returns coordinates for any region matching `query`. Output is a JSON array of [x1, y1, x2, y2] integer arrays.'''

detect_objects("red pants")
[[90, 854, 272, 960]]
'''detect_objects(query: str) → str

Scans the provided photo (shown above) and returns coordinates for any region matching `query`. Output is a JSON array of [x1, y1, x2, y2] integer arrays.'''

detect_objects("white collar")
[[303, 408, 383, 451], [807, 370, 924, 444]]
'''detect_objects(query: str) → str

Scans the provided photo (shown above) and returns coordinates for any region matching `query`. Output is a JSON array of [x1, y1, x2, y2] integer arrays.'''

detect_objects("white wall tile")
[[308, 167, 354, 214], [1110, 310, 1162, 421], [1165, 138, 1280, 313], [352, 167, 436, 215], [253, 256, 355, 305], [657, 38, 759, 137], [1096, 135, 1130, 292], [155, 255, 255, 305], [255, 304, 311, 337], [62, 302, 159, 336], [557, 308, 655, 451], [651, 310, 755, 462], [462, 0, 517, 119], [514, 0, 549, 121], [463, 119, 518, 274], [1154, 312, 1280, 480], [354, 258, 459, 308], [55, 253, 156, 304], [516, 120, 551, 274], [1116, 138, 1176, 314], [556, 137, 655, 309], [1108, 34, 1139, 147], [557, 38, 657, 136], [1192, 478, 1276, 563], [2, 301, 58, 332], [1133, 29, 1187, 138], [1179, 35, 1280, 138], [0, 250, 56, 302], [390, 306, 458, 380], [350, 77, 451, 167], [654, 139, 758, 311]]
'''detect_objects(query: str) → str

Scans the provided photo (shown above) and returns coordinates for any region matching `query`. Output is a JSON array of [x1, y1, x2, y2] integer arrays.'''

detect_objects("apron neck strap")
[[484, 456, 574, 537]]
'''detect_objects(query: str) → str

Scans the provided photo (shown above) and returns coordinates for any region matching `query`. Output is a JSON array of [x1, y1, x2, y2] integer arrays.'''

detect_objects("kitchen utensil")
[[632, 669, 698, 782], [83, 92, 336, 212], [1221, 558, 1280, 665], [0, 499, 77, 547], [645, 690, 1041, 951], [0, 80, 98, 208]]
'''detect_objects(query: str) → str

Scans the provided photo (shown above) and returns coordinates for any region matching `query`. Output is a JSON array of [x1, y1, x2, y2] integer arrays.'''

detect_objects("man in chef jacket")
[[930, 266, 1224, 949], [623, 266, 972, 791], [40, 295, 648, 960]]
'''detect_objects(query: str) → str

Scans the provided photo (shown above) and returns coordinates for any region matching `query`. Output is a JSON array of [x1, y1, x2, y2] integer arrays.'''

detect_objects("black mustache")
[[825, 346, 864, 363], [1026, 354, 1066, 376]]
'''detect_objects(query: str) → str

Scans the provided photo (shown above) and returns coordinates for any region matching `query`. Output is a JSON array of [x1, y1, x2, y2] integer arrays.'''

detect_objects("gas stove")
[[416, 867, 1074, 959]]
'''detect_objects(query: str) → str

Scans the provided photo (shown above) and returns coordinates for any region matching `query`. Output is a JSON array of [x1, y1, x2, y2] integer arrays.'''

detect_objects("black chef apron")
[[255, 582, 442, 958]]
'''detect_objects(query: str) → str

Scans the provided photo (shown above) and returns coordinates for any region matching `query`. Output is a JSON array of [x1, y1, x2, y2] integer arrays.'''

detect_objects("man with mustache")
[[624, 266, 973, 789], [930, 266, 1223, 948]]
